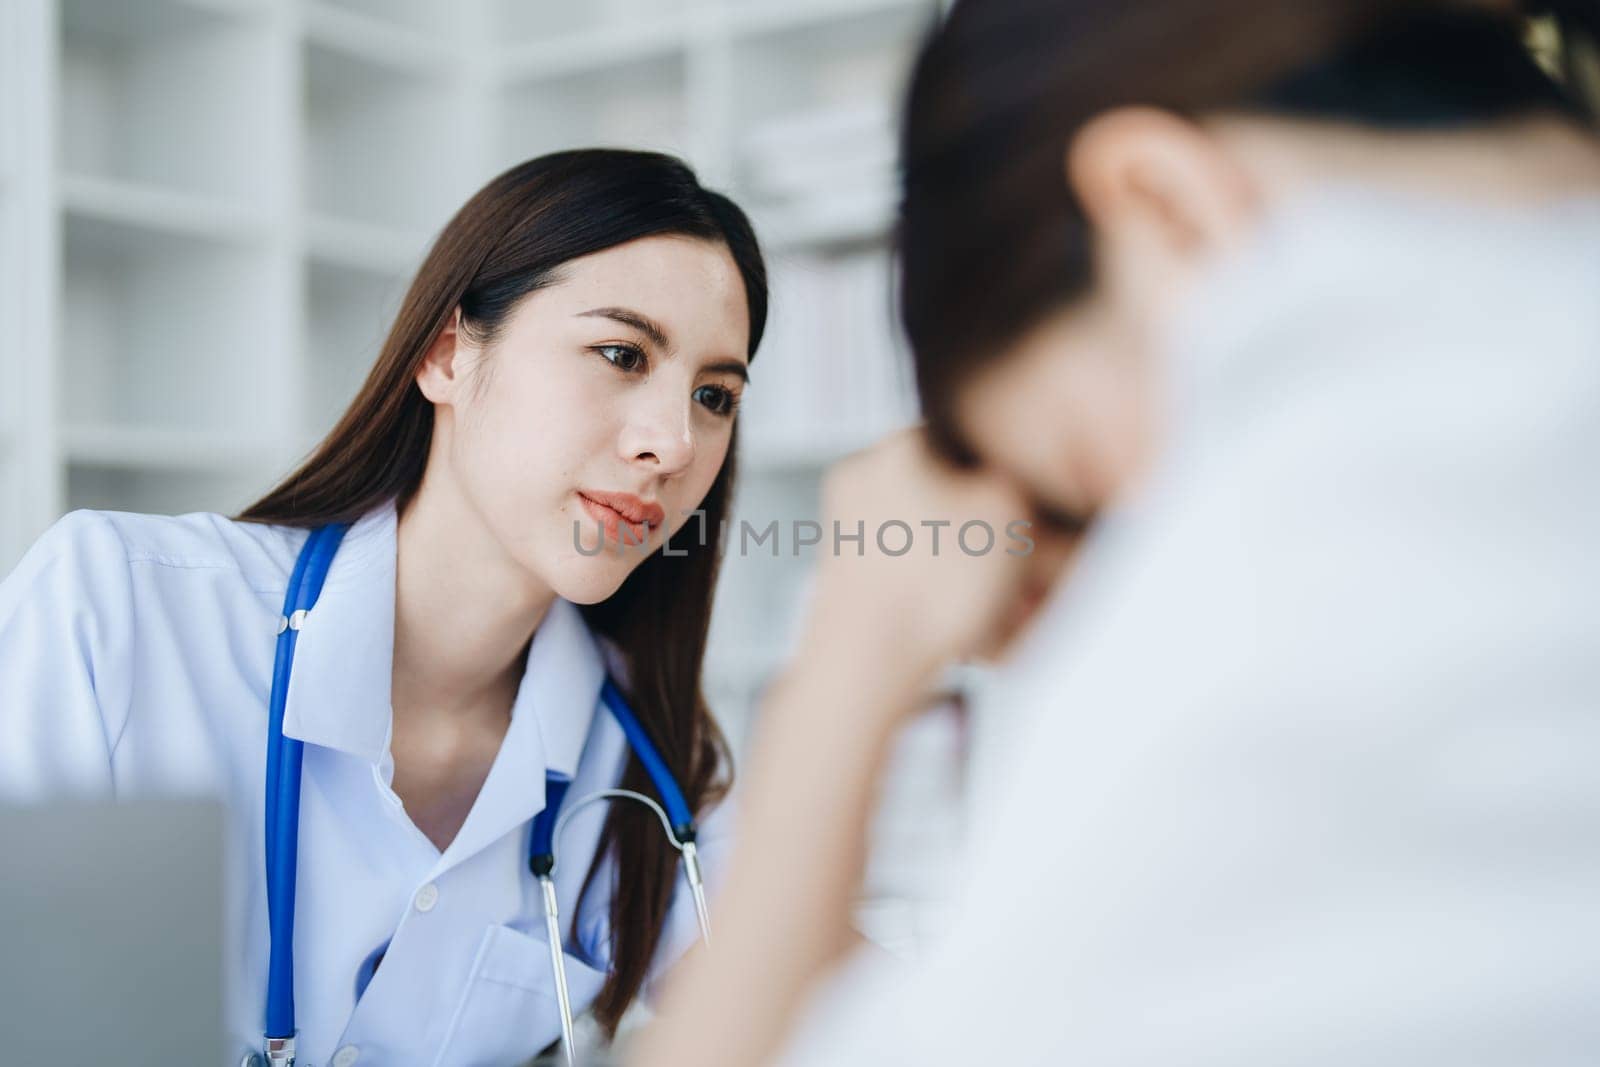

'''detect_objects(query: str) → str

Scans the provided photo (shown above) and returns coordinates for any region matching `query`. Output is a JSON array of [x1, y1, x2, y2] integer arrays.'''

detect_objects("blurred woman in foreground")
[[638, 2, 1600, 1064]]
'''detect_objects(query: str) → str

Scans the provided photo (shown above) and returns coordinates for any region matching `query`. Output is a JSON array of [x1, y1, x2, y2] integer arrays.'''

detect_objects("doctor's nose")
[[620, 400, 696, 478]]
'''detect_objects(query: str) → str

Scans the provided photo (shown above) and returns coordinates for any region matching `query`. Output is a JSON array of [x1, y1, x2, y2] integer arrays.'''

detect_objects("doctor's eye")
[[694, 384, 741, 418], [592, 343, 646, 373]]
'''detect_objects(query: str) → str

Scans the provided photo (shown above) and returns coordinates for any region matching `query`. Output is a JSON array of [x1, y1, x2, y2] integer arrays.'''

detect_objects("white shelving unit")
[[4, 0, 940, 743], [4, 0, 60, 570]]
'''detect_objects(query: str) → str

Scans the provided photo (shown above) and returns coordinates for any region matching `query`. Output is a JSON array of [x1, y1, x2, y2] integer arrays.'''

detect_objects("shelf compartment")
[[66, 460, 275, 517], [730, 0, 933, 127], [303, 260, 407, 439], [0, 197, 17, 436], [60, 211, 279, 436], [302, 39, 463, 231], [489, 0, 688, 50], [0, 4, 16, 185], [494, 50, 690, 171], [305, 213, 432, 276], [59, 0, 273, 202], [302, 2, 448, 74], [728, 0, 932, 39], [749, 187, 896, 253], [305, 0, 452, 37], [736, 248, 918, 469], [0, 453, 31, 576], [728, 1, 934, 234], [62, 172, 265, 244], [61, 424, 280, 469], [61, 0, 265, 34]]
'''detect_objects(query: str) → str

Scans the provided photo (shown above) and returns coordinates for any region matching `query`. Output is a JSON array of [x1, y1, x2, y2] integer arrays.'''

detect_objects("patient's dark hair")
[[897, 0, 1600, 462]]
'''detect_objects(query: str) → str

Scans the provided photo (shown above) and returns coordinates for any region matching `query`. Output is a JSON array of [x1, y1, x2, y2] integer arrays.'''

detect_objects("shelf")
[[750, 188, 896, 251], [736, 247, 919, 467], [731, 0, 934, 125], [490, 0, 688, 54], [495, 24, 688, 83], [494, 48, 690, 170], [0, 198, 16, 437], [738, 433, 875, 473], [61, 424, 280, 470], [306, 0, 453, 37], [305, 213, 431, 275], [0, 454, 27, 575], [303, 37, 464, 230], [0, 0, 17, 187], [729, 1, 931, 233], [67, 461, 274, 517], [302, 2, 448, 74], [59, 0, 273, 201], [303, 260, 407, 439], [728, 0, 933, 40], [61, 173, 265, 244], [60, 0, 265, 38], [60, 209, 279, 435]]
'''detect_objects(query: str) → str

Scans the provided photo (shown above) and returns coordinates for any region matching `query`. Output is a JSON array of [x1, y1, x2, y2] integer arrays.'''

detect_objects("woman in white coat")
[[0, 148, 765, 1065]]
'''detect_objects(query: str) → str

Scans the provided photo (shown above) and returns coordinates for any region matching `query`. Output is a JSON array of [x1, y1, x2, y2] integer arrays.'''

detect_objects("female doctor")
[[0, 148, 766, 1065]]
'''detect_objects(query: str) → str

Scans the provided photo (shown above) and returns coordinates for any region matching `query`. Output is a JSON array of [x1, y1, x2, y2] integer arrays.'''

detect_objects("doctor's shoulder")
[[2, 507, 302, 603], [0, 512, 182, 794], [0, 510, 298, 788]]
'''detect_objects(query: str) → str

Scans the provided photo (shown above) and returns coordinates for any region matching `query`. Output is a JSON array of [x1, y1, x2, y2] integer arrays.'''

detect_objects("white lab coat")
[[0, 497, 730, 1066], [776, 183, 1600, 1064]]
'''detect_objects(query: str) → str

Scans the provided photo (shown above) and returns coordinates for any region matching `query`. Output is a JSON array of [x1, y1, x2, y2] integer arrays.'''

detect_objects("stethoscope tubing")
[[265, 522, 350, 1047], [539, 788, 714, 1066], [256, 522, 702, 1067]]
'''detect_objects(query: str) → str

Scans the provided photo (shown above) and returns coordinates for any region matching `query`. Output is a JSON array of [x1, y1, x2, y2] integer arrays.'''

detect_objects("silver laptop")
[[0, 798, 224, 1064]]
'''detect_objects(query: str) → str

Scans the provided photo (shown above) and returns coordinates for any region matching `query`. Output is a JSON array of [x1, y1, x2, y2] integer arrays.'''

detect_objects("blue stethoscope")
[[246, 523, 710, 1067]]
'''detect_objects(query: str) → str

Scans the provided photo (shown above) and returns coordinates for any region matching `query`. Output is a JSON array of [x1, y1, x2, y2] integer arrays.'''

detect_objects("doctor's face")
[[421, 234, 751, 604]]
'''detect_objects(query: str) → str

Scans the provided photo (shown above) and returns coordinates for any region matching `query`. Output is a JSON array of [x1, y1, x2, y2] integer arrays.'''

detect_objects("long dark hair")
[[235, 148, 767, 1034], [897, 0, 1600, 462]]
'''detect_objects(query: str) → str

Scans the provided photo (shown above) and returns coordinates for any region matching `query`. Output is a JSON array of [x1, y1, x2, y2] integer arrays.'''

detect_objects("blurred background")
[[0, 0, 965, 956]]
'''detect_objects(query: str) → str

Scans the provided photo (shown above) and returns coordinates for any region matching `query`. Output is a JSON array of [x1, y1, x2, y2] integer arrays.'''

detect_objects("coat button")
[[332, 1046, 361, 1067], [413, 882, 439, 912]]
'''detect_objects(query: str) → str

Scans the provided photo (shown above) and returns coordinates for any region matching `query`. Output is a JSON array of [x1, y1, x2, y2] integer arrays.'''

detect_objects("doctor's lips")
[[576, 489, 665, 544]]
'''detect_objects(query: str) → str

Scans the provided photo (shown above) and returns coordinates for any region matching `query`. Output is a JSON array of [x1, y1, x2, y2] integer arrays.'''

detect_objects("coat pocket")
[[433, 923, 610, 1067]]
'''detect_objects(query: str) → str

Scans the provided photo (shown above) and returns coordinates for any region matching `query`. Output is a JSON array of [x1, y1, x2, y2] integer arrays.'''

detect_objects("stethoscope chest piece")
[[242, 1031, 295, 1066]]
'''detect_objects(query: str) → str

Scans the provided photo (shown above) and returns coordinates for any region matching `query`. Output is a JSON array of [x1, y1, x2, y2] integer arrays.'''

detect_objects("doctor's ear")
[[415, 306, 472, 405], [1065, 106, 1257, 276]]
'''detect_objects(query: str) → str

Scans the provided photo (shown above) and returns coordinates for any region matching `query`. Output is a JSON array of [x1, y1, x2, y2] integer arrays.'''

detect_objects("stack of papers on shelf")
[[740, 248, 921, 465], [740, 101, 899, 237]]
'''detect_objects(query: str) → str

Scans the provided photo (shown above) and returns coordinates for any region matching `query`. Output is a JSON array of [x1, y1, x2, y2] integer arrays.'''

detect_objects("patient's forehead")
[[950, 303, 1125, 520]]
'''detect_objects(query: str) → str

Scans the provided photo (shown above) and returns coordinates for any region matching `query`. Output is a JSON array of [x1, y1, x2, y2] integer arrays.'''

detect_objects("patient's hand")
[[803, 426, 1076, 709]]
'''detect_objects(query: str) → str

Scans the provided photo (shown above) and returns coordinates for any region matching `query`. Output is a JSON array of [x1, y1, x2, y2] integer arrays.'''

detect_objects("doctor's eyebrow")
[[578, 306, 671, 350], [577, 306, 750, 383]]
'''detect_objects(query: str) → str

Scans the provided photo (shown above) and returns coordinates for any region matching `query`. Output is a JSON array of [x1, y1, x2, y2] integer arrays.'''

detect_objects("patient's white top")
[[780, 183, 1600, 1065]]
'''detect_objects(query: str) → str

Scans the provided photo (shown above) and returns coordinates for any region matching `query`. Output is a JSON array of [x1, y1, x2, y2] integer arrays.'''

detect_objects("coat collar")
[[281, 499, 607, 866]]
